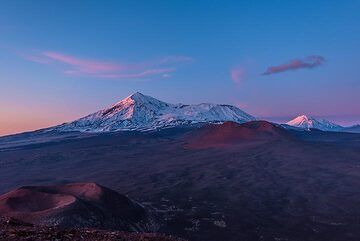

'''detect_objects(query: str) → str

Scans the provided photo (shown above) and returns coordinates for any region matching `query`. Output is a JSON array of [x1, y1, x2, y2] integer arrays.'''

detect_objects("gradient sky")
[[1, 0, 360, 136]]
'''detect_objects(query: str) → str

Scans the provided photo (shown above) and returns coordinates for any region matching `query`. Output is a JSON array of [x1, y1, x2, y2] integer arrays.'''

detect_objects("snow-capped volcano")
[[286, 115, 343, 131], [54, 92, 256, 132]]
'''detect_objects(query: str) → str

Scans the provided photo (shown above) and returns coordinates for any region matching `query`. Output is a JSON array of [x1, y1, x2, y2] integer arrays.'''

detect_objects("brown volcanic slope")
[[0, 183, 151, 231], [1, 121, 360, 241], [0, 217, 184, 241], [185, 121, 292, 148]]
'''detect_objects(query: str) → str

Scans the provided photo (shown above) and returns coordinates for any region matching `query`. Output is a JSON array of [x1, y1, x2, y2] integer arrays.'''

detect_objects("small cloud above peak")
[[230, 67, 246, 86], [262, 55, 325, 75]]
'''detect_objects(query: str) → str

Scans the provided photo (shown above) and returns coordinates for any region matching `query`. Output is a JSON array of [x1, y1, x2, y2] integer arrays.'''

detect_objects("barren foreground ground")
[[1, 123, 360, 241]]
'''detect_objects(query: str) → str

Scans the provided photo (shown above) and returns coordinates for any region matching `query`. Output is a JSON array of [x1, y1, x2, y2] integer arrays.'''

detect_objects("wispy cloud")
[[160, 56, 193, 64], [262, 55, 325, 75], [68, 68, 176, 79], [21, 51, 192, 79], [20, 54, 52, 64], [43, 52, 122, 74], [230, 67, 246, 85]]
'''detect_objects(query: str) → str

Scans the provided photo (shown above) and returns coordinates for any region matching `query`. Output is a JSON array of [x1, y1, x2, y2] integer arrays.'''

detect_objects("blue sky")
[[1, 0, 360, 135]]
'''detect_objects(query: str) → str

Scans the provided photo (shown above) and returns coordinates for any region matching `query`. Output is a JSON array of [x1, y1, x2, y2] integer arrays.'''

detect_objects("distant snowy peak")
[[286, 115, 343, 131], [341, 124, 360, 133], [55, 92, 256, 132]]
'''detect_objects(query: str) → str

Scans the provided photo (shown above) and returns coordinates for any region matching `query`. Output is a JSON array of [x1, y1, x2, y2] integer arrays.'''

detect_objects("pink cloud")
[[262, 55, 325, 75], [75, 68, 176, 79], [234, 101, 248, 109], [43, 52, 123, 74], [23, 51, 191, 80], [230, 67, 246, 85]]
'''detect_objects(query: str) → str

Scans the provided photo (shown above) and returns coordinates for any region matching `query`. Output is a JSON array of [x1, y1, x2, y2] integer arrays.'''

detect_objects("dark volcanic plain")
[[0, 217, 183, 241], [1, 121, 360, 241]]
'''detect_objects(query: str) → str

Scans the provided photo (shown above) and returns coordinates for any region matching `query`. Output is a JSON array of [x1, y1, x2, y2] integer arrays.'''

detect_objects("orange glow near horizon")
[[0, 104, 78, 137], [0, 120, 53, 136]]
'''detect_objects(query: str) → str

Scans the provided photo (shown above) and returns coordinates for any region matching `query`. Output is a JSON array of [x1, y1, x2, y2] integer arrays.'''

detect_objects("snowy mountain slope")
[[341, 124, 360, 133], [54, 92, 256, 132], [286, 115, 343, 131]]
